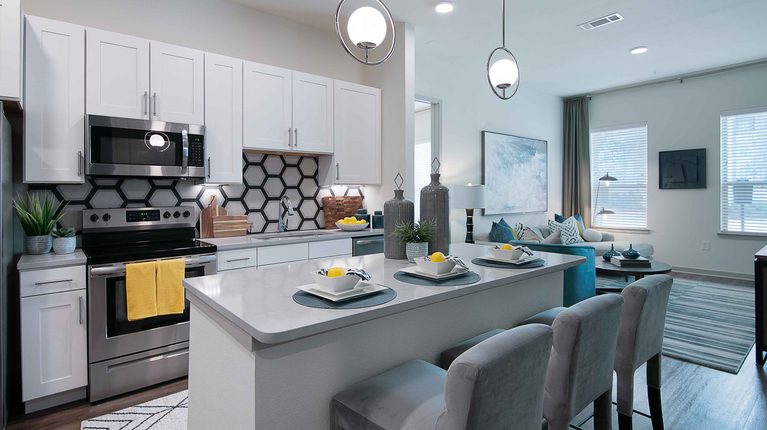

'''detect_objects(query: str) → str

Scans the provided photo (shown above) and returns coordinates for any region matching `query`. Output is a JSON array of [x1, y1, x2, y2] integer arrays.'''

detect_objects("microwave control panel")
[[188, 134, 205, 168]]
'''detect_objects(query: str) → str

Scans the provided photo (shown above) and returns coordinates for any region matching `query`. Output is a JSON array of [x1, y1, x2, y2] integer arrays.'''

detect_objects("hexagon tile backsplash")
[[28, 153, 364, 233]]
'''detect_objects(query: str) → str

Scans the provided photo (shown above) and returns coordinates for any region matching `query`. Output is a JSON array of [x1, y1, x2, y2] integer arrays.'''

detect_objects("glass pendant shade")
[[335, 0, 396, 66], [487, 0, 520, 100], [347, 6, 387, 48], [489, 58, 519, 90]]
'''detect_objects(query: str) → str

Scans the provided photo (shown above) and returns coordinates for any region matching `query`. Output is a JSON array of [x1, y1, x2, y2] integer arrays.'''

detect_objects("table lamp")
[[453, 184, 486, 243]]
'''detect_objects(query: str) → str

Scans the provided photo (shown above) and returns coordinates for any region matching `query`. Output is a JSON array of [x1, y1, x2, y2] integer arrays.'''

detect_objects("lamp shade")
[[347, 6, 387, 49], [488, 58, 519, 90], [453, 184, 486, 209]]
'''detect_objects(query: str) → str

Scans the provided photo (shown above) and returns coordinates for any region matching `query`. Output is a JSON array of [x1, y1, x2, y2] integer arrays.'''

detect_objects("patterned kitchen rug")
[[81, 390, 187, 429], [597, 274, 755, 374]]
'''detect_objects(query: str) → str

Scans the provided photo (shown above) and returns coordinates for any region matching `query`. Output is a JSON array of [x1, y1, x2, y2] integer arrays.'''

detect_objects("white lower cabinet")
[[217, 248, 256, 272], [21, 287, 87, 402], [257, 243, 309, 267]]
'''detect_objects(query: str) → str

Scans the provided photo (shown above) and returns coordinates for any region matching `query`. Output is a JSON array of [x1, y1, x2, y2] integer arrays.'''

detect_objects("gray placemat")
[[393, 271, 481, 286], [293, 286, 396, 309], [471, 258, 546, 269]]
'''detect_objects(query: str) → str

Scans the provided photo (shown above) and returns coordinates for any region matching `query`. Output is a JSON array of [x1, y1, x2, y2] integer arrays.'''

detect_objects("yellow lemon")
[[350, 216, 358, 222], [356, 220, 366, 224], [327, 267, 345, 278], [430, 252, 446, 262], [501, 244, 513, 250]]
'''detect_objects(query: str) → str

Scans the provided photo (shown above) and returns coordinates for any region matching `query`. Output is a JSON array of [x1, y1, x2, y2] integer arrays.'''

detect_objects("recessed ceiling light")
[[630, 46, 648, 54], [435, 2, 454, 13]]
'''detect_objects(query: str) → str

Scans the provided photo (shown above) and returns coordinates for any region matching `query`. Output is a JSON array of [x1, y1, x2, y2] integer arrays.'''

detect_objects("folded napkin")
[[423, 255, 469, 271], [493, 244, 534, 256], [318, 268, 372, 281]]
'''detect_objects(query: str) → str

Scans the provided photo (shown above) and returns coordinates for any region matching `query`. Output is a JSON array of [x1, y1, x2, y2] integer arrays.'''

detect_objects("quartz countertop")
[[183, 243, 585, 345], [200, 228, 384, 251], [17, 249, 87, 271]]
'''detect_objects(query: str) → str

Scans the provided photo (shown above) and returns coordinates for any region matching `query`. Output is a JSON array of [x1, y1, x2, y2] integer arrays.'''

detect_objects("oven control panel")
[[82, 206, 197, 231], [126, 209, 161, 222]]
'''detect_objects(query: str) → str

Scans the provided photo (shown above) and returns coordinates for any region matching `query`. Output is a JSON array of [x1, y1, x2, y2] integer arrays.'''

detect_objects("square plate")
[[477, 254, 543, 265], [296, 282, 388, 302], [398, 266, 471, 280]]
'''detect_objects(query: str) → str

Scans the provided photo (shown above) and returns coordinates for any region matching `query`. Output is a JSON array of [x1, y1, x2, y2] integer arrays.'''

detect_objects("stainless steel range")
[[82, 206, 216, 401]]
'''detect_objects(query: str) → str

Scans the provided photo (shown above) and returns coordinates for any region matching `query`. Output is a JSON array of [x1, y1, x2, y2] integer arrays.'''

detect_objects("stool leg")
[[618, 412, 633, 430], [594, 390, 612, 430], [647, 353, 665, 430]]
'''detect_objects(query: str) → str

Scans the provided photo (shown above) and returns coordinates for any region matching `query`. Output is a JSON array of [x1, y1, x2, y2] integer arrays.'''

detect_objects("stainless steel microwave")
[[86, 115, 205, 179]]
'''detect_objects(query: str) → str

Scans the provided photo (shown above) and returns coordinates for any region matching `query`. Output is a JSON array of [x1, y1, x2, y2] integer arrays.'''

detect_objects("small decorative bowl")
[[335, 222, 369, 231], [415, 258, 456, 275], [311, 270, 361, 292], [488, 247, 524, 261]]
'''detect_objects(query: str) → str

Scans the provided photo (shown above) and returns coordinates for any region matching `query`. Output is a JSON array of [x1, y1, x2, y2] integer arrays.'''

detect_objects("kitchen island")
[[183, 243, 585, 429]]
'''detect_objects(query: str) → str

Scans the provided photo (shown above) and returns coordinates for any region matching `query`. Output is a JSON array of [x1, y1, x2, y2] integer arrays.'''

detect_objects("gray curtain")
[[562, 97, 591, 227]]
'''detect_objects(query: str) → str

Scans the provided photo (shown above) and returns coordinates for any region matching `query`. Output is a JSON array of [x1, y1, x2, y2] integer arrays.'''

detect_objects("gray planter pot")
[[383, 189, 414, 259], [53, 237, 76, 255], [420, 173, 450, 255], [26, 235, 52, 255], [406, 242, 429, 263]]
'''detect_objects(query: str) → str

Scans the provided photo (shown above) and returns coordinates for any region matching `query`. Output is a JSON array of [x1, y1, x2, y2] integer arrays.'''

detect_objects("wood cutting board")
[[322, 196, 363, 229], [200, 195, 227, 239], [212, 215, 250, 238]]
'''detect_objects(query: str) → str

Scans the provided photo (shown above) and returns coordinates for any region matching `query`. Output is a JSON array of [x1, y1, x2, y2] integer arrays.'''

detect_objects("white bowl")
[[415, 258, 457, 275], [311, 270, 361, 292], [488, 247, 524, 260], [335, 222, 369, 231]]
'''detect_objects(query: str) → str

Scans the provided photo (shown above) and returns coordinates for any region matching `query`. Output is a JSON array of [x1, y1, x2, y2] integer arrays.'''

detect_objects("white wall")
[[415, 55, 564, 244], [22, 0, 365, 84], [590, 63, 767, 278]]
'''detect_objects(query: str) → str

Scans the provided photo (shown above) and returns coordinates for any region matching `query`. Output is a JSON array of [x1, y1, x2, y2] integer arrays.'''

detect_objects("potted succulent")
[[13, 193, 67, 255], [51, 228, 77, 255], [390, 219, 436, 263]]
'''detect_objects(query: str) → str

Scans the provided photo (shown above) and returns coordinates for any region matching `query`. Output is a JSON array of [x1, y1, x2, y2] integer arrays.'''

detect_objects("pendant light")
[[335, 0, 396, 66], [487, 0, 520, 99]]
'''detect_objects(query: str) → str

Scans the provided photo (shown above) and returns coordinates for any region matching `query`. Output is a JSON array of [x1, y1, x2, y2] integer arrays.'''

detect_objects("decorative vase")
[[384, 175, 414, 259], [53, 237, 76, 255], [420, 172, 450, 255], [621, 244, 641, 259], [406, 242, 429, 263], [26, 235, 52, 255], [602, 244, 620, 262]]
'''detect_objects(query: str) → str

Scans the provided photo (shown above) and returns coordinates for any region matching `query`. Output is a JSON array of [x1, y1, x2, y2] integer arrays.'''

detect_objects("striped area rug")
[[597, 274, 755, 374]]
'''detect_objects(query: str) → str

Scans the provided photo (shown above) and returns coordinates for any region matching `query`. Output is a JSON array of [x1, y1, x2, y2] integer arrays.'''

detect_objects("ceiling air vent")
[[578, 13, 624, 31]]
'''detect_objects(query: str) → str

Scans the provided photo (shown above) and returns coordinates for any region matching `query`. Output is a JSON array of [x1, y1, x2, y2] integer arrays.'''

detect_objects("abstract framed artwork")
[[659, 148, 706, 189], [482, 131, 548, 215]]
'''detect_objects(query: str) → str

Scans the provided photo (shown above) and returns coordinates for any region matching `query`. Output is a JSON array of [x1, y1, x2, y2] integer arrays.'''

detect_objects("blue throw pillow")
[[498, 218, 511, 229], [490, 221, 517, 243]]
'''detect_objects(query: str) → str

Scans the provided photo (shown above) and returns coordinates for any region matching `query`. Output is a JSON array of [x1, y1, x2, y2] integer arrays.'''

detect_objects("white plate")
[[398, 265, 471, 280], [477, 254, 543, 265], [296, 282, 388, 302]]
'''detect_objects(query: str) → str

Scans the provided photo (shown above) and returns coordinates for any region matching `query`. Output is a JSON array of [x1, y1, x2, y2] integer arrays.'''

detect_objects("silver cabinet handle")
[[153, 92, 157, 117], [77, 151, 83, 177], [294, 128, 298, 148], [143, 91, 148, 116], [207, 157, 211, 178], [35, 278, 73, 286], [288, 127, 292, 148], [336, 163, 340, 180], [78, 296, 84, 325], [355, 240, 381, 246], [226, 257, 251, 263]]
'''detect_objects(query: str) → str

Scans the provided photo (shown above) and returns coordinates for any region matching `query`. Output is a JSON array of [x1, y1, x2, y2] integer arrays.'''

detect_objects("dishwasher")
[[352, 235, 385, 256]]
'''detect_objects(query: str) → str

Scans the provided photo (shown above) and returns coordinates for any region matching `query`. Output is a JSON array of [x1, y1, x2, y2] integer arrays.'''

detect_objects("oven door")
[[88, 254, 216, 364]]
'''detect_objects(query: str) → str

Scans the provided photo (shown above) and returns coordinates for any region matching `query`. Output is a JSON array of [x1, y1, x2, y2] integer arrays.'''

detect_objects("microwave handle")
[[181, 129, 189, 169]]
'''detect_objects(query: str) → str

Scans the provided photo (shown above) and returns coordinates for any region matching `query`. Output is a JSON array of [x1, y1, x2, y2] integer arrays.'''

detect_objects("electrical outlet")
[[702, 241, 711, 251]]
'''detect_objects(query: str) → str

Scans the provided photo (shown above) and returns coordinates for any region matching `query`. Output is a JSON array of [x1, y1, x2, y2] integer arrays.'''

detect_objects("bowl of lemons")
[[488, 244, 524, 261], [415, 252, 456, 275], [335, 216, 369, 231], [311, 267, 361, 292]]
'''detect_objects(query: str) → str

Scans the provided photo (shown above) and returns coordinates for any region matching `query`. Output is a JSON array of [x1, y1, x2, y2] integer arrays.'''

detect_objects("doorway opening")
[[413, 96, 442, 221]]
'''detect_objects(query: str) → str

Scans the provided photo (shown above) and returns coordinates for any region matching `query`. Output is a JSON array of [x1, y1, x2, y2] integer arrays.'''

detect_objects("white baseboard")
[[671, 265, 754, 282], [25, 386, 87, 414]]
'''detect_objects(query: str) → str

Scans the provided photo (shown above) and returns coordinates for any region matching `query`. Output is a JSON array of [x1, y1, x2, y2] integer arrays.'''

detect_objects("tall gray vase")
[[383, 189, 414, 259], [420, 173, 450, 254]]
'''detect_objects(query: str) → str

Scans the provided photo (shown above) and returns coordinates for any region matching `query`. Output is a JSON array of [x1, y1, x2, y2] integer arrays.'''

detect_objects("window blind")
[[720, 107, 767, 234], [590, 124, 648, 229]]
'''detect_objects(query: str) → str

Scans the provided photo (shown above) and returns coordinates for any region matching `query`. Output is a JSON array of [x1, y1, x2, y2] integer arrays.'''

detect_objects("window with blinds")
[[720, 107, 767, 234], [590, 124, 648, 229]]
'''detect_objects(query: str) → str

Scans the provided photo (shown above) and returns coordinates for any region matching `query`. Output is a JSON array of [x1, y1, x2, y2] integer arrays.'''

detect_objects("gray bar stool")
[[331, 324, 554, 430]]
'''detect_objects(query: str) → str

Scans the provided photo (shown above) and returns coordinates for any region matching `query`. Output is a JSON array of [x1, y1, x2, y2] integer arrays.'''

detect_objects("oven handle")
[[181, 129, 189, 169], [106, 347, 189, 373], [89, 255, 217, 277]]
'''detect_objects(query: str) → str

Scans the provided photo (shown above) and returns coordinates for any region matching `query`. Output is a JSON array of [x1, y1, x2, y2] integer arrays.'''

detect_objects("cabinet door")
[[0, 0, 21, 101], [150, 41, 204, 124], [205, 53, 243, 184], [292, 72, 334, 154], [86, 28, 150, 119], [24, 16, 85, 184], [21, 289, 87, 402], [243, 61, 292, 151], [333, 81, 381, 184]]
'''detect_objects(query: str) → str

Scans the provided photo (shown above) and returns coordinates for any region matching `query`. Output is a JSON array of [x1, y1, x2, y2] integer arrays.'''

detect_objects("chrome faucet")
[[278, 196, 295, 232]]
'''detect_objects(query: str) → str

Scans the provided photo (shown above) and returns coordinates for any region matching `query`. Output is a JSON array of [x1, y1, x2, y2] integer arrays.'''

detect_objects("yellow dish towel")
[[126, 261, 158, 321], [156, 258, 186, 315]]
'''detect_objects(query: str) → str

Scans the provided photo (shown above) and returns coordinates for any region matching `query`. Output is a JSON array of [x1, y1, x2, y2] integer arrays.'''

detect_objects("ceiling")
[[226, 0, 767, 97]]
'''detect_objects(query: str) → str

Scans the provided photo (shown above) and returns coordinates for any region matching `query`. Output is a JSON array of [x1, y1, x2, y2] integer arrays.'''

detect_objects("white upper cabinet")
[[0, 0, 22, 103], [24, 16, 85, 184], [321, 80, 381, 185], [243, 61, 292, 152], [205, 53, 243, 184], [150, 42, 204, 124], [86, 29, 150, 119], [292, 72, 334, 154]]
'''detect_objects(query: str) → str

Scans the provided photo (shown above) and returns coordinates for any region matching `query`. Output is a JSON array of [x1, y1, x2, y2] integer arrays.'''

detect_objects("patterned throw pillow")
[[555, 213, 586, 237], [548, 218, 585, 245]]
